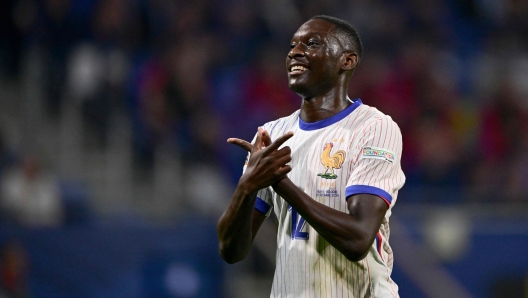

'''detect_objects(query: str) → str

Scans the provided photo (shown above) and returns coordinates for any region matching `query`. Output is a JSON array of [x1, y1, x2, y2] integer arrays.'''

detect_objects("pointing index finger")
[[227, 138, 253, 152], [264, 131, 294, 153]]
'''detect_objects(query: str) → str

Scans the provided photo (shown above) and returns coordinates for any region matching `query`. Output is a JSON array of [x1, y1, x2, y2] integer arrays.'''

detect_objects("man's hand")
[[228, 127, 294, 193], [227, 127, 273, 152], [218, 128, 290, 264]]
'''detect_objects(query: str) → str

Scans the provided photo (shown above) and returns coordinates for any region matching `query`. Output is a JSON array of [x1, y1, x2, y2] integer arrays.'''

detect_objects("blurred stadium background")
[[0, 0, 528, 297]]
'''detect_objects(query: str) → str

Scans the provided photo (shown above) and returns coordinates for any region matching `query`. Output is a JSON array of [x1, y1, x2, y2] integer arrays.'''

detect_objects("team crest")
[[317, 142, 346, 179]]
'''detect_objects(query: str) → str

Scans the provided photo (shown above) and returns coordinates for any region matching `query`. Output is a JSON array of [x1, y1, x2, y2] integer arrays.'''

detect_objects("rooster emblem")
[[317, 142, 346, 179]]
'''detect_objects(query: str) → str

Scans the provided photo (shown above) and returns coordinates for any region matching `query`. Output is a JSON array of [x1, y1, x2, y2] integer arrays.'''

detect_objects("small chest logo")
[[317, 142, 346, 179]]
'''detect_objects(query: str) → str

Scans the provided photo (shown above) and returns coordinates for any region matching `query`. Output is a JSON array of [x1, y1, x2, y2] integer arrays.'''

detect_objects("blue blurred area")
[[393, 210, 528, 298], [0, 217, 224, 298], [0, 214, 526, 297]]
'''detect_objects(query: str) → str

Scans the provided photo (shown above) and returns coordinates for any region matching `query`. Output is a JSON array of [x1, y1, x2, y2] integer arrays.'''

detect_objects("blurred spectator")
[[478, 82, 528, 164], [0, 156, 63, 227], [36, 0, 82, 117], [128, 57, 174, 168], [59, 179, 92, 225], [0, 0, 23, 78], [0, 240, 29, 298], [471, 82, 528, 202], [241, 45, 299, 127], [0, 133, 14, 181]]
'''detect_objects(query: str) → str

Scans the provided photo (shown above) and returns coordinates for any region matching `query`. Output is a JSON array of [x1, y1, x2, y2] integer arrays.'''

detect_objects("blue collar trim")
[[299, 99, 362, 131]]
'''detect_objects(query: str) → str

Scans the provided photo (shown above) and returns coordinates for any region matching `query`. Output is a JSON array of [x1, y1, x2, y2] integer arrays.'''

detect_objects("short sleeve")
[[346, 117, 406, 207], [242, 132, 274, 217], [255, 188, 273, 217]]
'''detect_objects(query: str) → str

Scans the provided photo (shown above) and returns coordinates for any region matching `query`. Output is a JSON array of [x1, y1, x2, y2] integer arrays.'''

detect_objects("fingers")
[[274, 152, 292, 167], [262, 130, 272, 147], [227, 129, 293, 156], [276, 146, 291, 156], [253, 127, 264, 151], [276, 165, 292, 176], [260, 148, 292, 173], [236, 129, 293, 189], [264, 131, 294, 153], [227, 138, 253, 152]]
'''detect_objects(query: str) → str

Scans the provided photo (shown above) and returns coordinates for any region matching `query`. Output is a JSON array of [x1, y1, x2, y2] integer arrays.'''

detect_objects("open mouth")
[[289, 65, 308, 74]]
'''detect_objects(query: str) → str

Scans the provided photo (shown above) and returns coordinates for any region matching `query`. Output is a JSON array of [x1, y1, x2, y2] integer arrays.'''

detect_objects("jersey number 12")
[[288, 205, 309, 240]]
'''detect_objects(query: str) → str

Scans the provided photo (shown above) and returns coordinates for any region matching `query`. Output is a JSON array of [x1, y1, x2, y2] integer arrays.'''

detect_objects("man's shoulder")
[[262, 109, 300, 132], [355, 103, 401, 130]]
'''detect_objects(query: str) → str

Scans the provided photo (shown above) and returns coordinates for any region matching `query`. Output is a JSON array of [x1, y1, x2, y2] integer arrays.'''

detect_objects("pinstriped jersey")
[[245, 99, 405, 298]]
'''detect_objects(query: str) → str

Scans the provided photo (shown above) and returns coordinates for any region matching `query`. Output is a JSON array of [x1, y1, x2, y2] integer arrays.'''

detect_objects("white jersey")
[[245, 99, 405, 298]]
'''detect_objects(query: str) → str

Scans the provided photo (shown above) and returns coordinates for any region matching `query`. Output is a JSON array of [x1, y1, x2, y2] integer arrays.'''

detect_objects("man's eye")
[[307, 41, 318, 46]]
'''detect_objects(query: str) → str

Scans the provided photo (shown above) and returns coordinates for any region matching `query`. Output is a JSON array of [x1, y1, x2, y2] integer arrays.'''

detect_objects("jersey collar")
[[298, 98, 362, 131]]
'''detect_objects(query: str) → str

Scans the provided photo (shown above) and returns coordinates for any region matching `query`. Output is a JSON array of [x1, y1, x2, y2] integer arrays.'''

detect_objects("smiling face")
[[286, 19, 345, 98]]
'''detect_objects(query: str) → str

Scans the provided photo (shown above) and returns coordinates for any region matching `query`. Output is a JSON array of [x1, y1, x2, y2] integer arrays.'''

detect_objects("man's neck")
[[299, 92, 351, 123]]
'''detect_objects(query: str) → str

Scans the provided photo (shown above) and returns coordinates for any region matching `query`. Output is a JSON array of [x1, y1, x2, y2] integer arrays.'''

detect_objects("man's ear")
[[341, 52, 358, 71]]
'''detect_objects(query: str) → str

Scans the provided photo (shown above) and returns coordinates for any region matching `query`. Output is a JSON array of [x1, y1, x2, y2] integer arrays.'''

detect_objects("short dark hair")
[[310, 15, 363, 59]]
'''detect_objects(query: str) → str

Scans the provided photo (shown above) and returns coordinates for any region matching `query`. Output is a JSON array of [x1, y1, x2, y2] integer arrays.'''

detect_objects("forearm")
[[219, 128, 292, 263], [273, 178, 377, 261], [217, 183, 258, 264]]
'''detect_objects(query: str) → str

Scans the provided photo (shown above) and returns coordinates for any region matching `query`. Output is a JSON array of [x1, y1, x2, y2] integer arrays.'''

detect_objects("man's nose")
[[288, 43, 304, 58]]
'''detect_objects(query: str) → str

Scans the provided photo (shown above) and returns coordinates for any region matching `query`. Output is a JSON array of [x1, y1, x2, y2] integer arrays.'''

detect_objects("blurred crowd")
[[0, 0, 528, 229]]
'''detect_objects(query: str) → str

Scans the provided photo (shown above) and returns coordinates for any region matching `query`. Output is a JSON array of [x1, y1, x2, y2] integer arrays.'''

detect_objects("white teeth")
[[290, 65, 307, 72]]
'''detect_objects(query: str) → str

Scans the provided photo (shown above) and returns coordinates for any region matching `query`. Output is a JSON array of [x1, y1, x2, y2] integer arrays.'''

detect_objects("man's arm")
[[272, 178, 388, 262], [217, 189, 267, 264], [227, 128, 388, 262], [273, 118, 401, 262], [217, 128, 293, 264]]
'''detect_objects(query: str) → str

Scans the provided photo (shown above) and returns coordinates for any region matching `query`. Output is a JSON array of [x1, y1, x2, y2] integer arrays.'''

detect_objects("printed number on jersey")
[[288, 205, 309, 240]]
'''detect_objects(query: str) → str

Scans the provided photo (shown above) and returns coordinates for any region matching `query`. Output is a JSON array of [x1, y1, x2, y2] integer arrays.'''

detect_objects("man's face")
[[286, 19, 343, 98]]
